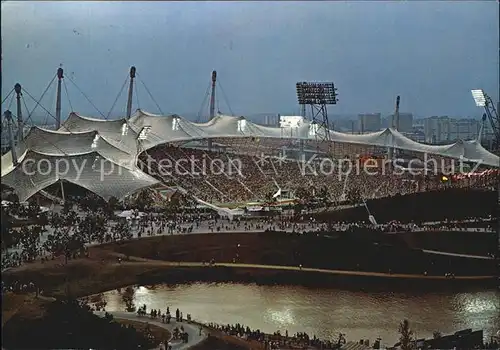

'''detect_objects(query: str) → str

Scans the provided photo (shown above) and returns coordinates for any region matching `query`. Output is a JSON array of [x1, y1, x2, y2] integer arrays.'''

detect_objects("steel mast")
[[126, 66, 136, 119]]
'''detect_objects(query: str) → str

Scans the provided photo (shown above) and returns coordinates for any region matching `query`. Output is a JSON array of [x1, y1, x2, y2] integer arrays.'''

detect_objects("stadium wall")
[[315, 188, 496, 224]]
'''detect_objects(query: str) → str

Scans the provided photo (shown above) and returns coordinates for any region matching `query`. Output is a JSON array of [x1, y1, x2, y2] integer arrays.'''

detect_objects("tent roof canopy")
[[1, 109, 498, 203]]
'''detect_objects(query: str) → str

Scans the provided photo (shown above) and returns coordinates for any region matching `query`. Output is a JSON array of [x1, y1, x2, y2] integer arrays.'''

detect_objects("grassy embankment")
[[1, 245, 260, 349], [2, 231, 495, 349], [114, 318, 171, 347]]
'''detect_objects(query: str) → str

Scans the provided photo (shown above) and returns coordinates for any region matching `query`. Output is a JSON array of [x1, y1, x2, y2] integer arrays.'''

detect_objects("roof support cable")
[[8, 112, 75, 204], [63, 79, 74, 113], [216, 94, 220, 115], [1, 88, 14, 106], [106, 76, 129, 120], [134, 78, 141, 110], [22, 87, 73, 134], [66, 75, 106, 119], [136, 73, 164, 115], [23, 75, 56, 123], [21, 95, 34, 126], [42, 86, 56, 127], [7, 93, 15, 111], [9, 110, 70, 156], [217, 79, 234, 116], [197, 81, 211, 122]]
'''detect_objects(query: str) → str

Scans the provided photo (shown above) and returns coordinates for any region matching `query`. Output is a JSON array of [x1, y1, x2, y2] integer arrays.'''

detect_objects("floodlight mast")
[[14, 83, 24, 142], [55, 68, 64, 130], [4, 110, 17, 165], [126, 66, 136, 120], [296, 82, 338, 143], [471, 89, 500, 151]]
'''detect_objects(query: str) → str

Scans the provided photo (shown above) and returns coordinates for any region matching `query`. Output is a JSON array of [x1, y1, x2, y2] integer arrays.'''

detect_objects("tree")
[[135, 190, 152, 211], [105, 196, 119, 217], [18, 225, 42, 262], [77, 213, 107, 244], [112, 220, 132, 241], [398, 319, 415, 350], [121, 286, 136, 312], [1, 206, 17, 251], [26, 200, 41, 220], [43, 227, 85, 264]]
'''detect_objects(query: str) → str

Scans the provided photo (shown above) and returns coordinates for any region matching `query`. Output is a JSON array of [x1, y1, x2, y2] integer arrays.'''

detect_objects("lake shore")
[[2, 233, 496, 349]]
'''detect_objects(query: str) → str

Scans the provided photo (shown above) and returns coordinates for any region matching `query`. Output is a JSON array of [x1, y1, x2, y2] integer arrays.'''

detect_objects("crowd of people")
[[113, 298, 348, 350], [1, 279, 39, 294], [202, 321, 347, 349], [2, 197, 495, 271], [141, 144, 498, 205]]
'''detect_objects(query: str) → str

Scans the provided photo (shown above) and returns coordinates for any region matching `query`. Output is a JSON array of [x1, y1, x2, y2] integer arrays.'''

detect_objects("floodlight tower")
[[300, 104, 306, 119], [14, 83, 24, 142], [296, 82, 338, 142], [471, 89, 500, 150], [126, 66, 136, 119], [55, 68, 64, 130]]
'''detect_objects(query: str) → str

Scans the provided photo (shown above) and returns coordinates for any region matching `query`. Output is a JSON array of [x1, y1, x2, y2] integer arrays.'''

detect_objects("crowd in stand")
[[141, 144, 498, 205]]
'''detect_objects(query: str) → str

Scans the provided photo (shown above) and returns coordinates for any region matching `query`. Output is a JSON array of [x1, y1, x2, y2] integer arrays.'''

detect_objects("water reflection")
[[100, 283, 500, 346]]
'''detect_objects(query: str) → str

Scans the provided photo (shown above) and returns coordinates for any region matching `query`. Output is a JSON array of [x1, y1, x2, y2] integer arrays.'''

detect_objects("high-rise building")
[[389, 113, 413, 133], [358, 113, 381, 132], [423, 116, 481, 143]]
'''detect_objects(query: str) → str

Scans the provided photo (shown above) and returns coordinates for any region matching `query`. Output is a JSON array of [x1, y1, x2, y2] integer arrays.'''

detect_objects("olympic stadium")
[[1, 68, 499, 214], [1, 109, 498, 206]]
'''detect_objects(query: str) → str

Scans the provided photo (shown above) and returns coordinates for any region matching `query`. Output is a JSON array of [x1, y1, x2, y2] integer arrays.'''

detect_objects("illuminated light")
[[441, 175, 449, 182], [91, 134, 100, 148], [172, 117, 180, 131], [237, 119, 247, 133], [138, 126, 152, 140], [121, 123, 129, 136], [309, 123, 319, 136], [91, 156, 100, 169], [471, 89, 486, 107], [280, 116, 304, 129], [296, 82, 338, 105]]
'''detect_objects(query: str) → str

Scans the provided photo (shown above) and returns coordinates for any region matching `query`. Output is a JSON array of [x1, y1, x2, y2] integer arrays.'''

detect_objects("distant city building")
[[403, 131, 426, 143], [423, 116, 482, 143], [389, 113, 413, 133], [358, 113, 381, 132]]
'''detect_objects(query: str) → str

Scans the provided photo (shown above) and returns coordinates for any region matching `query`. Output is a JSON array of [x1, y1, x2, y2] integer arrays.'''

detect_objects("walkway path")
[[421, 249, 495, 260], [94, 310, 207, 350], [116, 259, 495, 281]]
